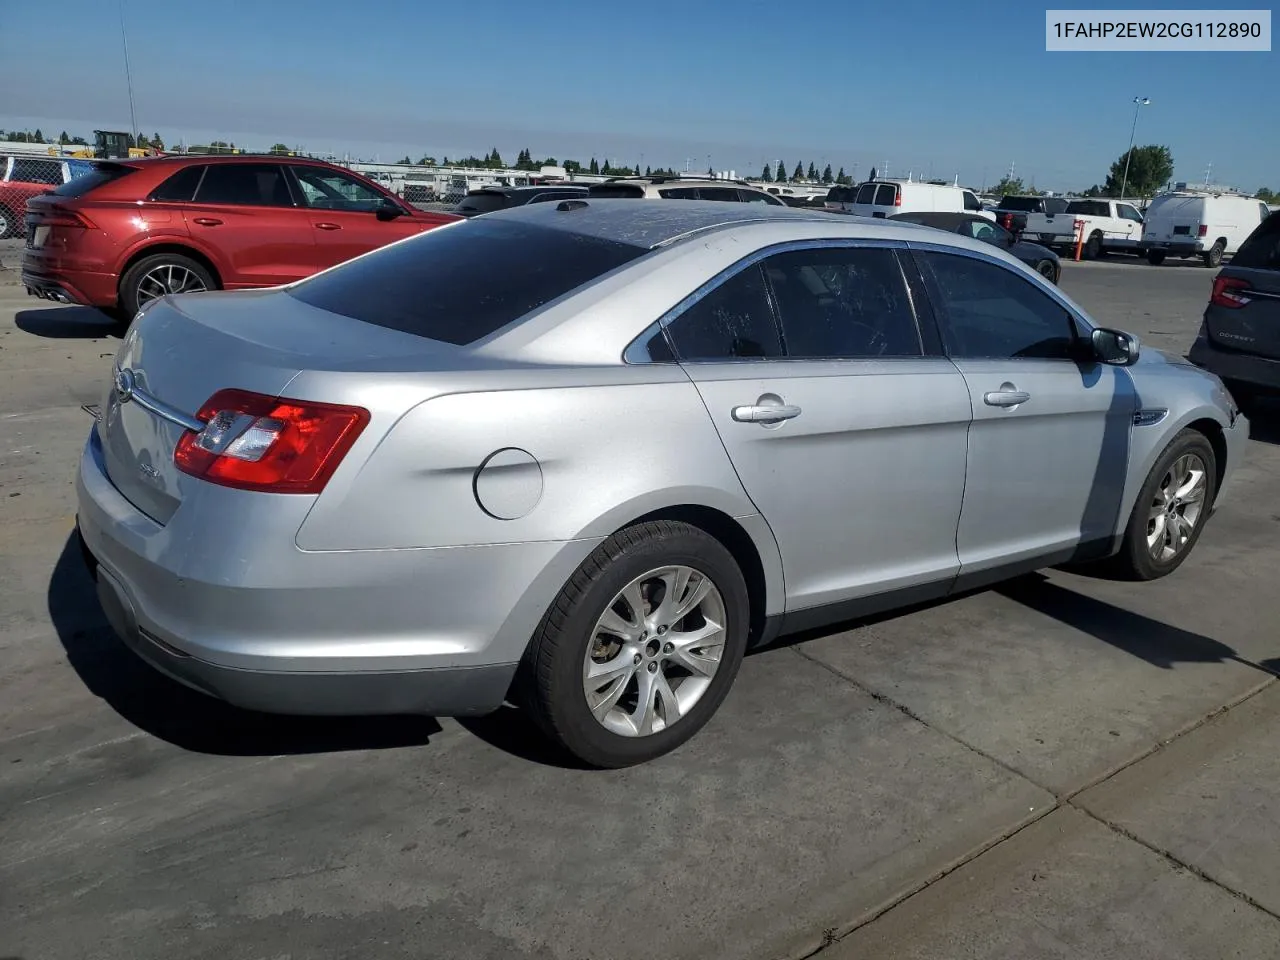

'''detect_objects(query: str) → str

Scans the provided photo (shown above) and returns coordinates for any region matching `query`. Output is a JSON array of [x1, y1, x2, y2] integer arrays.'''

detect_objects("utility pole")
[[1119, 96, 1151, 200], [119, 0, 139, 142]]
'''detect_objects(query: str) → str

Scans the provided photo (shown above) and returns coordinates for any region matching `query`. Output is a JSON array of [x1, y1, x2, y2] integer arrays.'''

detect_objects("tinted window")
[[664, 265, 782, 361], [1066, 200, 1109, 217], [527, 190, 584, 205], [874, 184, 897, 206], [1232, 214, 1280, 270], [763, 247, 921, 359], [962, 191, 982, 211], [920, 251, 1077, 360], [699, 187, 743, 203], [455, 192, 508, 214], [195, 163, 293, 206], [999, 197, 1042, 212], [51, 162, 136, 197], [291, 166, 387, 211], [963, 219, 1002, 243], [1045, 198, 1068, 214], [1261, 203, 1272, 224], [588, 184, 645, 198], [658, 187, 700, 199], [148, 165, 205, 202], [289, 219, 647, 346], [855, 183, 878, 204], [741, 189, 781, 204]]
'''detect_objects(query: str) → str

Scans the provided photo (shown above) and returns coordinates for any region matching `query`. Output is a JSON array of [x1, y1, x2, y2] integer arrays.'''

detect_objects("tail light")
[[893, 189, 902, 206], [174, 389, 370, 493], [1210, 276, 1252, 309], [41, 205, 97, 229], [1197, 224, 1209, 237], [999, 213, 1013, 229]]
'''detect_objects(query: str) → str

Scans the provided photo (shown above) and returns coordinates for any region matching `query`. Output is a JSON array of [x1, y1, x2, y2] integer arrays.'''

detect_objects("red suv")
[[21, 155, 460, 318]]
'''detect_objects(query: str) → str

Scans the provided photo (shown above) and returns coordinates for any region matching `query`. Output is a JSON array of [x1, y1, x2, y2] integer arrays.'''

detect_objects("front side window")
[[195, 163, 294, 206], [763, 246, 922, 359], [291, 166, 388, 212], [1118, 203, 1143, 222], [664, 265, 783, 361], [963, 219, 1004, 243], [919, 251, 1078, 360], [963, 191, 982, 211]]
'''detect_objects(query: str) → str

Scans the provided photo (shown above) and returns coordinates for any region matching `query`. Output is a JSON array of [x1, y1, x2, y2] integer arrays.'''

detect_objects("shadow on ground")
[[16, 306, 122, 339], [1243, 399, 1280, 446]]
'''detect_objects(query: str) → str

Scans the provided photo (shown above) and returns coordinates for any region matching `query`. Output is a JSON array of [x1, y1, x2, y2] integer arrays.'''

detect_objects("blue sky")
[[1, 0, 1274, 191]]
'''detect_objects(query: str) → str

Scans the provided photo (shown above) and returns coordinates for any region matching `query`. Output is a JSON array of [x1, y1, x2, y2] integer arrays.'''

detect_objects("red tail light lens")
[[1198, 224, 1209, 237], [1210, 276, 1252, 309], [893, 189, 902, 206], [174, 389, 370, 493], [43, 205, 97, 229]]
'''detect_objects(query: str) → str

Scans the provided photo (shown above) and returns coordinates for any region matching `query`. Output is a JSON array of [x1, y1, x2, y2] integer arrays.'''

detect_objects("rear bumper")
[[75, 427, 600, 716], [22, 263, 118, 307], [1141, 240, 1203, 257], [1188, 333, 1280, 392]]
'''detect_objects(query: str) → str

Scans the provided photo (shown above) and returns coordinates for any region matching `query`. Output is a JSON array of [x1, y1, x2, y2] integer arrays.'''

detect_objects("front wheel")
[[1202, 240, 1225, 268], [1084, 232, 1103, 260], [118, 252, 217, 320], [1109, 430, 1217, 581], [518, 521, 750, 768]]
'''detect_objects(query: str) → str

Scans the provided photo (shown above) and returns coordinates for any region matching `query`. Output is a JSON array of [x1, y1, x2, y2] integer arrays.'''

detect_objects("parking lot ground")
[[2, 258, 1280, 960]]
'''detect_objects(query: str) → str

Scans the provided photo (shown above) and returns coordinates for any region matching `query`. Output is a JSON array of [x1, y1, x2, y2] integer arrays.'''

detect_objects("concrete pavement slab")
[[1078, 683, 1280, 918], [824, 805, 1280, 960]]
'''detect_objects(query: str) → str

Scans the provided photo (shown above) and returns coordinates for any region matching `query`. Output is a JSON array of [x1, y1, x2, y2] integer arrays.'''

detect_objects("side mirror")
[[1091, 327, 1140, 365], [375, 200, 406, 221]]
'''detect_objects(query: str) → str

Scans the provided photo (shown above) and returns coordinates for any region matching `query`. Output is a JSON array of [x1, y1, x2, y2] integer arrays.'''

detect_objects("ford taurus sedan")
[[76, 200, 1248, 767]]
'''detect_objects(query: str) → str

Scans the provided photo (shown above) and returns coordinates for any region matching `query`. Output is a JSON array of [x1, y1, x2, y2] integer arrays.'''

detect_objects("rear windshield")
[[454, 192, 508, 214], [52, 162, 136, 198], [288, 219, 648, 345], [999, 196, 1042, 211], [587, 184, 646, 199], [1232, 213, 1280, 270]]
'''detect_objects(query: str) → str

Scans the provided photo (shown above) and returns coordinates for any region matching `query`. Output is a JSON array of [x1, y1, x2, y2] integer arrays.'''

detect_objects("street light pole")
[[119, 0, 139, 143], [1118, 97, 1150, 201]]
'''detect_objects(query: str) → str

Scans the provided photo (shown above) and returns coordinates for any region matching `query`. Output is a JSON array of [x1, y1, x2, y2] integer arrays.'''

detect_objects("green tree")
[[152, 132, 164, 151], [836, 166, 848, 184], [564, 160, 581, 173], [58, 130, 70, 144], [1255, 187, 1275, 203], [761, 162, 773, 182], [992, 175, 1026, 197], [1104, 144, 1174, 199], [418, 155, 437, 165], [645, 165, 652, 176], [602, 159, 612, 175], [33, 128, 45, 142], [821, 164, 833, 184], [793, 161, 804, 181], [270, 143, 291, 155], [589, 157, 599, 174], [71, 135, 88, 146], [775, 160, 787, 183], [488, 147, 503, 168], [807, 162, 818, 180]]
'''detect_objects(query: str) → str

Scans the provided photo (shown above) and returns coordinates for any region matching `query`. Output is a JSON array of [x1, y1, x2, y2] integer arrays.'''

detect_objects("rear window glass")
[[855, 183, 878, 204], [51, 163, 136, 198], [1232, 214, 1280, 270], [288, 219, 649, 345], [588, 184, 646, 199], [658, 187, 700, 199], [874, 184, 897, 206], [999, 196, 1042, 211], [454, 192, 508, 214], [149, 165, 205, 202], [1066, 200, 1109, 216]]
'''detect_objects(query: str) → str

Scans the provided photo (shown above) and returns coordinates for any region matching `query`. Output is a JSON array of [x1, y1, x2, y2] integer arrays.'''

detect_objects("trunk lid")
[[100, 288, 454, 524], [1143, 196, 1202, 244], [1205, 265, 1280, 360]]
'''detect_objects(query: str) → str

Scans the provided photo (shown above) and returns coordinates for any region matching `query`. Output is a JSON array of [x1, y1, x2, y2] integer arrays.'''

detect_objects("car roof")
[[483, 197, 956, 249], [116, 154, 348, 170]]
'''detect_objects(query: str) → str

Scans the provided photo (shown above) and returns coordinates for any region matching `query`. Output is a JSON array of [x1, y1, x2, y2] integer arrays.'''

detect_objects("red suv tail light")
[[999, 213, 1013, 230], [1197, 224, 1209, 237], [43, 205, 97, 229], [1210, 276, 1252, 309], [893, 189, 902, 206], [174, 389, 370, 493]]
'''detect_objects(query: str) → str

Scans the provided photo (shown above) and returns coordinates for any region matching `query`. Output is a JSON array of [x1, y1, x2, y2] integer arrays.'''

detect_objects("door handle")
[[732, 403, 802, 424], [984, 383, 1031, 407], [315, 222, 341, 231], [191, 217, 222, 226]]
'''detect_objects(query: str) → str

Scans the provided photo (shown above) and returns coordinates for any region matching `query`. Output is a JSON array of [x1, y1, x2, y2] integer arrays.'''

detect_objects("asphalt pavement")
[[2, 242, 1279, 960]]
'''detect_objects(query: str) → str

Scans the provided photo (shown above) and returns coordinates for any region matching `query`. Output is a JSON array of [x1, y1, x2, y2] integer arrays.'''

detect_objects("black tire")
[[0, 205, 16, 239], [1035, 260, 1059, 284], [1146, 250, 1167, 266], [518, 520, 750, 768], [1084, 232, 1103, 260], [118, 252, 217, 320], [1108, 429, 1217, 581], [1202, 240, 1225, 268]]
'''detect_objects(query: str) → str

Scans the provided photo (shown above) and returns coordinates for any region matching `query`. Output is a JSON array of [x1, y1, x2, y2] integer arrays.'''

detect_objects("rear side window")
[[740, 189, 778, 204], [874, 184, 898, 206], [999, 197, 1041, 211], [588, 184, 646, 199], [664, 265, 783, 361], [194, 163, 293, 206], [1232, 214, 1280, 270], [148, 165, 206, 202], [1066, 200, 1109, 217], [658, 187, 700, 199], [288, 219, 648, 346], [698, 187, 742, 203], [51, 162, 136, 197], [855, 183, 878, 204]]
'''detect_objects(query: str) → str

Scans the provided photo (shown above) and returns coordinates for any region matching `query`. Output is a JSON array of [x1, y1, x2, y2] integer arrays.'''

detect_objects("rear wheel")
[[1109, 430, 1216, 581], [1035, 259, 1059, 284], [118, 252, 217, 320], [1084, 232, 1103, 260], [1202, 239, 1226, 268], [518, 521, 750, 768], [1146, 250, 1167, 266]]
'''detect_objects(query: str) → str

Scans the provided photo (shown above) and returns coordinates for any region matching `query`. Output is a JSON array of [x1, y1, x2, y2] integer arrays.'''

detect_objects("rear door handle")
[[984, 386, 1031, 407], [732, 403, 802, 424], [315, 222, 341, 231], [191, 217, 222, 226]]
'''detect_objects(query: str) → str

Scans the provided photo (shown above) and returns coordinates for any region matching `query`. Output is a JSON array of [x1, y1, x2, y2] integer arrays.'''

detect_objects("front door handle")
[[315, 222, 341, 231], [191, 217, 222, 226], [732, 403, 802, 424], [984, 383, 1031, 407]]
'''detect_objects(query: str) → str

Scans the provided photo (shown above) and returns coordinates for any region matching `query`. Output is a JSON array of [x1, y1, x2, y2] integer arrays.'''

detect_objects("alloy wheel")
[[136, 263, 208, 306], [1147, 453, 1208, 562], [582, 565, 726, 738]]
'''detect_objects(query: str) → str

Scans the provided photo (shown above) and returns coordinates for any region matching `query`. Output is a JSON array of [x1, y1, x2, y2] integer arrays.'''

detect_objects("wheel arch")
[[1118, 406, 1233, 537], [117, 242, 224, 296]]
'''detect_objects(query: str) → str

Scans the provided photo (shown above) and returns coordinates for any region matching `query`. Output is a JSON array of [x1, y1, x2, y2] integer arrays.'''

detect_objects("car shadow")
[[1244, 398, 1280, 445], [48, 535, 444, 756], [15, 305, 123, 339]]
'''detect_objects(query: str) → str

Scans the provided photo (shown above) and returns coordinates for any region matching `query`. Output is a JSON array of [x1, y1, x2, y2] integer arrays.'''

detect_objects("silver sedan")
[[76, 200, 1248, 767]]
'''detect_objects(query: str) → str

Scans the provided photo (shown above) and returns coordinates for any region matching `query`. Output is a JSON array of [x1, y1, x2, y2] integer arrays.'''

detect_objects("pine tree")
[[602, 159, 612, 174], [836, 166, 847, 184], [761, 163, 773, 182], [490, 147, 503, 167], [645, 165, 651, 176], [793, 161, 804, 181], [808, 162, 818, 180], [822, 164, 833, 183], [589, 157, 599, 174], [776, 160, 787, 183]]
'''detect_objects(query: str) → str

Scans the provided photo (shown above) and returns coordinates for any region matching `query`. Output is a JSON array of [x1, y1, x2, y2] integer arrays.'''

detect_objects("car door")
[[913, 247, 1135, 580], [663, 243, 972, 614], [287, 164, 427, 269], [1116, 203, 1145, 245], [182, 162, 317, 288]]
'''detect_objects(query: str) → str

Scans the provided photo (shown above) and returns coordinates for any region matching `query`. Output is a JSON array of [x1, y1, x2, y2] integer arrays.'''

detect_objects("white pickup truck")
[[1022, 199, 1146, 259]]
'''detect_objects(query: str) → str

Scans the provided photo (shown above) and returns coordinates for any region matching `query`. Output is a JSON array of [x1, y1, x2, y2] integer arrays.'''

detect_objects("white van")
[[1141, 192, 1272, 267], [850, 179, 993, 221]]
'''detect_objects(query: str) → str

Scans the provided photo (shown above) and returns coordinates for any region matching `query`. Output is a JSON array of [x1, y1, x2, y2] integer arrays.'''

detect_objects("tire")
[[1035, 260, 1059, 284], [1109, 429, 1217, 581], [118, 252, 217, 320], [518, 520, 750, 768], [1084, 232, 1103, 260], [0, 205, 15, 239], [1202, 240, 1225, 268], [1146, 251, 1167, 266]]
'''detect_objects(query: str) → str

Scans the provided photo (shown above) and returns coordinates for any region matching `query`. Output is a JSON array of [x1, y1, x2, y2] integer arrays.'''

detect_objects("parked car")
[[21, 155, 461, 318], [76, 199, 1246, 768], [850, 179, 993, 221], [824, 184, 857, 212], [1188, 210, 1280, 405], [588, 176, 784, 204], [1141, 191, 1271, 267], [889, 211, 1061, 283], [453, 184, 589, 217], [1025, 199, 1145, 259], [992, 195, 1069, 235], [0, 155, 95, 238]]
